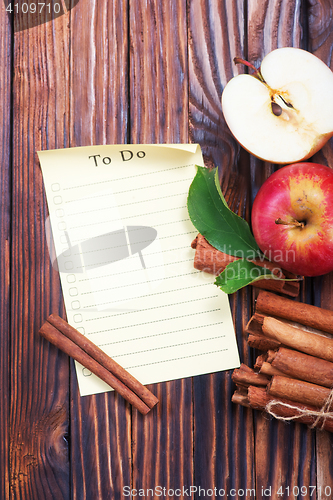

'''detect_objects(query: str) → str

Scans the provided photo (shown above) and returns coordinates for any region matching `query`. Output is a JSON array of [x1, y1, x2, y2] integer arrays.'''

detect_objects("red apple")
[[251, 163, 333, 277]]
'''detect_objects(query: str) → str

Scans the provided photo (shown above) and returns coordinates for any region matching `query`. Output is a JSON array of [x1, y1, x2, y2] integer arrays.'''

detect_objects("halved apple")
[[221, 47, 333, 164]]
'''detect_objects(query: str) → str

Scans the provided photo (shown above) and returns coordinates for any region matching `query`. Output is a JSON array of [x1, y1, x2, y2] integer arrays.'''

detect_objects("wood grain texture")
[[129, 0, 188, 144], [189, 0, 245, 184], [4, 1, 333, 498], [308, 0, 333, 170], [315, 274, 333, 500], [70, 0, 129, 147], [129, 1, 194, 496], [10, 10, 71, 499], [247, 0, 304, 62], [188, 0, 256, 495], [247, 2, 333, 499], [132, 381, 193, 497], [0, 3, 12, 499], [307, 2, 333, 497], [69, 1, 132, 499]]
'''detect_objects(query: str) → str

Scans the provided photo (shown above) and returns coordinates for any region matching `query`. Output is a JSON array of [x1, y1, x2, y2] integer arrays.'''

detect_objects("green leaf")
[[214, 260, 276, 294], [187, 166, 261, 260]]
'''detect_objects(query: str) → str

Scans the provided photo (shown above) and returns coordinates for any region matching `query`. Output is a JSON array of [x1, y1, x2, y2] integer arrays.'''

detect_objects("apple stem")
[[275, 217, 305, 229], [233, 57, 265, 82]]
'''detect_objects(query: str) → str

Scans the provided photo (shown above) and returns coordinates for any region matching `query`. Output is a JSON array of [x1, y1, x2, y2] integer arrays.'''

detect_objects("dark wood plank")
[[129, 0, 188, 143], [0, 4, 12, 499], [132, 382, 193, 495], [6, 2, 333, 498], [10, 10, 71, 499], [315, 273, 333, 500], [308, 0, 333, 170], [69, 1, 132, 498], [129, 0, 194, 494], [70, 0, 129, 147], [307, 1, 333, 497], [188, 0, 257, 495], [189, 0, 244, 182], [247, 2, 326, 498]]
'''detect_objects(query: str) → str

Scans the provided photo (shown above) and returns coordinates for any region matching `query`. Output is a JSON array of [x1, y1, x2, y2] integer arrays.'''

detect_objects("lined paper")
[[38, 144, 240, 396]]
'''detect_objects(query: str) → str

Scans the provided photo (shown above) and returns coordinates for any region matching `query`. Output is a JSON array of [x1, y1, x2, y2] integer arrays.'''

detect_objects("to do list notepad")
[[38, 144, 240, 396]]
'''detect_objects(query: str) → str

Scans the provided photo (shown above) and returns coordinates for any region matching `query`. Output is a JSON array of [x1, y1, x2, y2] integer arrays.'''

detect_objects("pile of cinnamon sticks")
[[232, 291, 333, 432]]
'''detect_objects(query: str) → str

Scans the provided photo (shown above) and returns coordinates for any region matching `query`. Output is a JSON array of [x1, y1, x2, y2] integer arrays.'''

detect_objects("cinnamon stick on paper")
[[191, 234, 300, 296], [256, 290, 333, 335], [39, 315, 159, 415]]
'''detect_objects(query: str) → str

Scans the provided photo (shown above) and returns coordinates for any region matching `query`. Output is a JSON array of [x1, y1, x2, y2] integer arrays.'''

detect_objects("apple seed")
[[271, 102, 283, 116]]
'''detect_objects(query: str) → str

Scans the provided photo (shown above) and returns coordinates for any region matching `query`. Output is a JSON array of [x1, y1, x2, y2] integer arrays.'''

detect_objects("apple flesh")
[[221, 48, 333, 164], [251, 163, 333, 277]]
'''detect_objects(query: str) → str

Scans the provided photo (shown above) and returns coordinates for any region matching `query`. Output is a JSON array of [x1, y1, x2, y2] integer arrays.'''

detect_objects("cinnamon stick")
[[254, 353, 287, 377], [247, 333, 281, 352], [232, 385, 333, 432], [231, 388, 251, 407], [254, 353, 267, 371], [270, 347, 333, 388], [267, 375, 332, 409], [245, 312, 265, 333], [259, 361, 287, 378], [232, 383, 333, 432], [262, 317, 333, 363], [191, 235, 300, 296], [39, 315, 159, 414], [256, 290, 333, 335], [232, 363, 270, 388], [246, 314, 281, 351], [232, 290, 333, 432], [265, 350, 278, 363], [247, 386, 333, 433]]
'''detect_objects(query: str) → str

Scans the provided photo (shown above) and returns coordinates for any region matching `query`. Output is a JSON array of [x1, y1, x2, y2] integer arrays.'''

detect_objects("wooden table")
[[2, 1, 333, 498]]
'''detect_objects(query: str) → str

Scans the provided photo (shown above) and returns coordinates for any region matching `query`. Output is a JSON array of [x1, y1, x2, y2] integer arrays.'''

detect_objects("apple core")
[[222, 48, 333, 163]]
